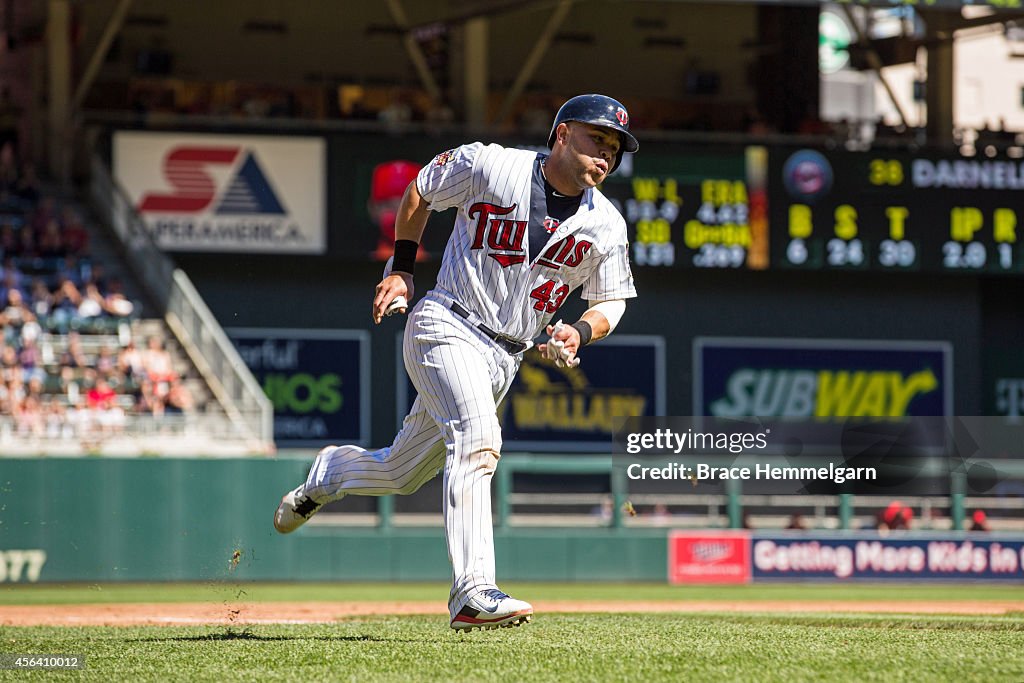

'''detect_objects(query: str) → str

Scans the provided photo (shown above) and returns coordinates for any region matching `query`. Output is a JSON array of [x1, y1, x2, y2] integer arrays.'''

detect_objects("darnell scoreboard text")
[[604, 143, 1023, 275], [771, 148, 1023, 274]]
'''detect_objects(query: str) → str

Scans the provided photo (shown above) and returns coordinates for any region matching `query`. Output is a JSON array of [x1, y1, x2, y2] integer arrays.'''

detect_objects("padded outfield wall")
[[0, 458, 665, 583], [2, 458, 1022, 584]]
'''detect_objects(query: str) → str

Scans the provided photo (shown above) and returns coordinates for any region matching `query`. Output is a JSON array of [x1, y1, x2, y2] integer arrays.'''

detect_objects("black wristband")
[[392, 239, 418, 275], [571, 320, 593, 346]]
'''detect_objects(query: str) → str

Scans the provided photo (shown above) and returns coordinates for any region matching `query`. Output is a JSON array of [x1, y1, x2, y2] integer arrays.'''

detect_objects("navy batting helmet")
[[547, 94, 639, 172]]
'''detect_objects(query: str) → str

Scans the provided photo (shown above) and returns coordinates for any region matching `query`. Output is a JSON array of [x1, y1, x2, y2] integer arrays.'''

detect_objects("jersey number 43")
[[530, 279, 569, 313]]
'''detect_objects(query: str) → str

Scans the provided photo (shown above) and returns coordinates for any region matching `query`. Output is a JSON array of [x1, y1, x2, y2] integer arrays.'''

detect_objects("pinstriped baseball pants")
[[303, 293, 519, 619]]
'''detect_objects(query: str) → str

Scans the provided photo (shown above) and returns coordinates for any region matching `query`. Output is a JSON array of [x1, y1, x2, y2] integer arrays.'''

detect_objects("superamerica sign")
[[113, 132, 326, 254]]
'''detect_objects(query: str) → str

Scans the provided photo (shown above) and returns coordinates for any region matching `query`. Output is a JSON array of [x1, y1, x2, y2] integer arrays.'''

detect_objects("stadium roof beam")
[[493, 0, 575, 126], [839, 4, 910, 130], [464, 16, 488, 128], [46, 0, 71, 186], [72, 0, 133, 113], [384, 0, 443, 103], [920, 9, 957, 146]]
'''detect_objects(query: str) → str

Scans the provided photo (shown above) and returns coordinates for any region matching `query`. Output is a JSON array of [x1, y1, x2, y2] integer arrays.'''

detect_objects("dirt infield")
[[3, 600, 1023, 627]]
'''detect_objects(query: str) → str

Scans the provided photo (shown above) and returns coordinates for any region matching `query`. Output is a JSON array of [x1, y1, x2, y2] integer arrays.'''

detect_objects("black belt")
[[450, 301, 529, 355]]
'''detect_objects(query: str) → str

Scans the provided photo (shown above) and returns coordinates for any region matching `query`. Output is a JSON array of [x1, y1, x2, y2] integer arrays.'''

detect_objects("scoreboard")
[[769, 148, 1024, 275], [341, 132, 1024, 277], [601, 144, 1023, 275], [600, 146, 770, 270]]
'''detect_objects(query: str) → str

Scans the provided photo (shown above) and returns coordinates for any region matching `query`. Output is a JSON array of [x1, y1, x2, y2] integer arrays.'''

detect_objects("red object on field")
[[668, 531, 752, 584], [370, 160, 420, 202], [369, 160, 429, 261]]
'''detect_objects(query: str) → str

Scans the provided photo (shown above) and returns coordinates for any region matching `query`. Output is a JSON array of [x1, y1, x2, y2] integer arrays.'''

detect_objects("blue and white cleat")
[[450, 589, 533, 631]]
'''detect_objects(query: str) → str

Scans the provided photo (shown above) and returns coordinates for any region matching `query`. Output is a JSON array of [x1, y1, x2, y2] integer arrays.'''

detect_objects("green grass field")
[[2, 583, 1024, 682], [4, 581, 1024, 605]]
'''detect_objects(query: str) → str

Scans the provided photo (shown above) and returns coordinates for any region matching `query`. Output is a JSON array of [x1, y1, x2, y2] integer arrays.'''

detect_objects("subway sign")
[[695, 337, 952, 418]]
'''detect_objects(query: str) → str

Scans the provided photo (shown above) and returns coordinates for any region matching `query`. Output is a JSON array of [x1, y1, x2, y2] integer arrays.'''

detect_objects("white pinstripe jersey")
[[416, 142, 636, 342]]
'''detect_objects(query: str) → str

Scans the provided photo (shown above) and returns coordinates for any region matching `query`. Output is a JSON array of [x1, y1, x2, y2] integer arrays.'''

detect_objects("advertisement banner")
[[398, 334, 665, 451], [695, 337, 953, 419], [114, 131, 326, 253], [668, 531, 752, 584], [753, 535, 1024, 581], [228, 328, 369, 446]]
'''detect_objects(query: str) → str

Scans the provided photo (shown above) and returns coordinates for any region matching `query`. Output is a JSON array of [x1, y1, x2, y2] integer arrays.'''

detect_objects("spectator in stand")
[[60, 207, 89, 256], [25, 374, 44, 401], [786, 513, 808, 530], [14, 162, 40, 205], [0, 343, 20, 383], [878, 501, 913, 531], [0, 224, 17, 255], [142, 336, 178, 397], [18, 336, 44, 384], [85, 262, 107, 293], [0, 141, 18, 193], [14, 393, 44, 437], [101, 278, 134, 318], [165, 380, 195, 414], [969, 510, 990, 532], [648, 502, 672, 524], [65, 394, 88, 435], [37, 219, 66, 258], [17, 224, 36, 257], [28, 278, 53, 321], [134, 377, 164, 417], [6, 371, 25, 408], [44, 397, 72, 440], [0, 222, 17, 255], [0, 258, 25, 298], [57, 255, 85, 287], [1, 288, 37, 342], [76, 282, 106, 321], [118, 339, 146, 380], [59, 331, 88, 371], [378, 89, 413, 128], [30, 196, 57, 234], [95, 344, 117, 378], [49, 276, 82, 333], [96, 396, 126, 436], [86, 377, 116, 410]]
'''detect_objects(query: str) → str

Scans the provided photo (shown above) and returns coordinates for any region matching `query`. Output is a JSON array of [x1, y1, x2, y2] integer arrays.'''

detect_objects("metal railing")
[[88, 154, 273, 450], [0, 413, 261, 456], [313, 454, 1024, 531]]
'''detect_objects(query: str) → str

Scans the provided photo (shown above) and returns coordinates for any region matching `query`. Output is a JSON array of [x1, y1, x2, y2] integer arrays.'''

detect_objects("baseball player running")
[[275, 94, 639, 631]]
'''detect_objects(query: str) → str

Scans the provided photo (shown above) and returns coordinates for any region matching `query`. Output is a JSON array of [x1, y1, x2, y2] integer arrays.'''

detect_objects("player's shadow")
[[132, 632, 396, 643]]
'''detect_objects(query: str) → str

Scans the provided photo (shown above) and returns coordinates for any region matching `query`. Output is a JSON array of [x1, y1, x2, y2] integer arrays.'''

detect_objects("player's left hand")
[[372, 272, 414, 324], [538, 320, 581, 368]]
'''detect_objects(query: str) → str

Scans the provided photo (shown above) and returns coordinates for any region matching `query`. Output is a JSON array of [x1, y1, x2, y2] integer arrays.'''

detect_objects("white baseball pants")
[[303, 292, 519, 618]]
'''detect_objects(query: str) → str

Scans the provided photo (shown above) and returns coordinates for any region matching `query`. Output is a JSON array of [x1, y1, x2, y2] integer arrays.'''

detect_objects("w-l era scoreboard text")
[[602, 144, 1022, 275]]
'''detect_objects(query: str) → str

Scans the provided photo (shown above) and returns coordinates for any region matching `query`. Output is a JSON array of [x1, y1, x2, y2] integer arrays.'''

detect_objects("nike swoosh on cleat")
[[479, 602, 499, 613]]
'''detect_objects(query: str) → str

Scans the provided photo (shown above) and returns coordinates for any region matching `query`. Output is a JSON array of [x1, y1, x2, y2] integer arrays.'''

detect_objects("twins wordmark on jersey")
[[417, 142, 636, 342], [468, 202, 592, 271]]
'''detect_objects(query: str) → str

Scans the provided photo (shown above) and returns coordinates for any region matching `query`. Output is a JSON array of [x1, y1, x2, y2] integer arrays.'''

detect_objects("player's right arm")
[[372, 181, 428, 324], [372, 144, 482, 324]]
